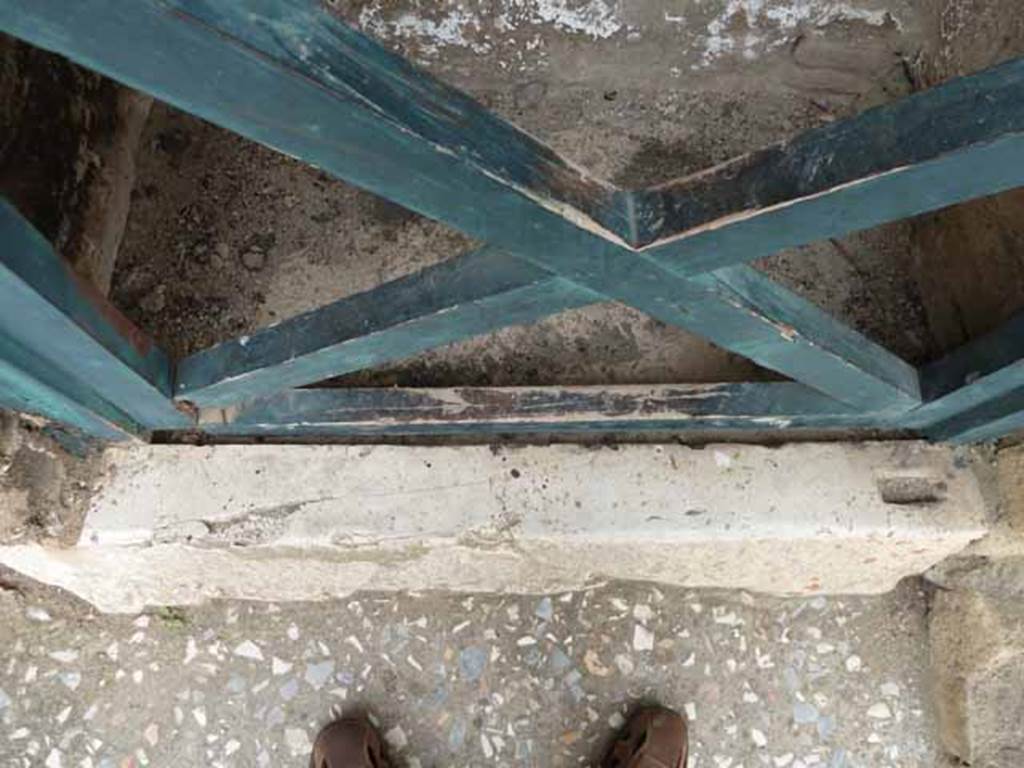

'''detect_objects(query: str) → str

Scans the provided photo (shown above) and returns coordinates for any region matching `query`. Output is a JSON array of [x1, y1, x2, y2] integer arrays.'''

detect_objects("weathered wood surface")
[[0, 336, 131, 440], [0, 0, 930, 411], [0, 0, 628, 247], [0, 199, 189, 431], [637, 57, 1024, 270], [175, 247, 600, 408], [923, 386, 1024, 444], [904, 311, 1024, 441], [8, 1, 1024, 441], [701, 266, 920, 408], [177, 245, 920, 411], [197, 384, 894, 438]]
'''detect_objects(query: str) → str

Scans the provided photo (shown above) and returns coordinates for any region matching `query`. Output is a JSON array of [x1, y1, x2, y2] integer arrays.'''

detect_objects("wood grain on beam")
[[0, 199, 189, 432], [198, 383, 893, 438], [175, 247, 599, 408]]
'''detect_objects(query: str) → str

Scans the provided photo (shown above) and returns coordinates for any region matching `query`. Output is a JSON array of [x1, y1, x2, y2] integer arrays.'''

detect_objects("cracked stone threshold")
[[0, 442, 988, 613]]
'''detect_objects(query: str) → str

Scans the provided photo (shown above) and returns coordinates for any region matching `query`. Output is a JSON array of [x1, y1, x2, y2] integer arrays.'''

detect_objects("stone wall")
[[927, 444, 1024, 765]]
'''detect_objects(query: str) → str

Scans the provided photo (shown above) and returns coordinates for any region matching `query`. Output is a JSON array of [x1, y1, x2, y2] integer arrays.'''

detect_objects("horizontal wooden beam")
[[637, 57, 1024, 272], [0, 199, 191, 432], [176, 244, 921, 411], [923, 386, 1024, 444], [194, 384, 898, 438], [175, 247, 600, 408], [903, 311, 1024, 442], [0, 0, 924, 412]]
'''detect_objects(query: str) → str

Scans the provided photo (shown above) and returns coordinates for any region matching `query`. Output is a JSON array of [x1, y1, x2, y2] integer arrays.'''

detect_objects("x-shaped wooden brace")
[[4, 0, 1024, 442]]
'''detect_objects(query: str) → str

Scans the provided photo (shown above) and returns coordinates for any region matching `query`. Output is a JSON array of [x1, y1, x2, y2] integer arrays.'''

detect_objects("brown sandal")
[[603, 707, 689, 768], [310, 717, 389, 768]]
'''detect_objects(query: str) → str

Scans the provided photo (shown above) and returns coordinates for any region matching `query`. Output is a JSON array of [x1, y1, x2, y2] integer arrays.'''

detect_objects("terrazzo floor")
[[0, 576, 939, 767]]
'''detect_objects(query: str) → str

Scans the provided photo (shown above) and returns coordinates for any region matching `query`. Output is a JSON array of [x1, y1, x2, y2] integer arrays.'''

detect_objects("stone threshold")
[[0, 441, 989, 613]]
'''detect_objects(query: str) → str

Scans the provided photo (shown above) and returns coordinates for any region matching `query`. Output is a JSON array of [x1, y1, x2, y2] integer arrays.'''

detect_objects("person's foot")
[[310, 717, 389, 768], [602, 707, 689, 768]]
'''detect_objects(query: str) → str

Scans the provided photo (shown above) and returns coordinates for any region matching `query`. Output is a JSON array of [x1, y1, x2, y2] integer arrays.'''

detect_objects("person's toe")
[[309, 718, 389, 768], [602, 706, 688, 768]]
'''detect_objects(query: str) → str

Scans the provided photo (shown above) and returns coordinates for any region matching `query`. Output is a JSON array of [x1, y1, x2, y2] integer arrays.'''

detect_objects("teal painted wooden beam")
[[923, 386, 1024, 444], [636, 57, 1024, 272], [0, 0, 630, 247], [175, 245, 921, 411], [701, 266, 920, 408], [0, 335, 132, 441], [9, 0, 1022, 266], [903, 311, 1024, 441], [195, 384, 899, 439], [0, 0, 927, 413], [175, 247, 601, 408], [0, 200, 191, 432]]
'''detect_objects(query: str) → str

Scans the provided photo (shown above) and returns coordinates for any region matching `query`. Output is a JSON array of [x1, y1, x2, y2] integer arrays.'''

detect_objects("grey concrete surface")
[[0, 441, 988, 613], [0, 571, 941, 768]]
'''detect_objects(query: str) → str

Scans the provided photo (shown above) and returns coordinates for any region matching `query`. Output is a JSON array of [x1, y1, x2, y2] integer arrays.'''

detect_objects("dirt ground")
[[110, 0, 944, 386], [0, 414, 95, 548]]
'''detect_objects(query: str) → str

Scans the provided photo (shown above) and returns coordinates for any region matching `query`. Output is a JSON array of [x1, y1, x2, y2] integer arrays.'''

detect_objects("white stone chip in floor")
[[0, 578, 938, 767]]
